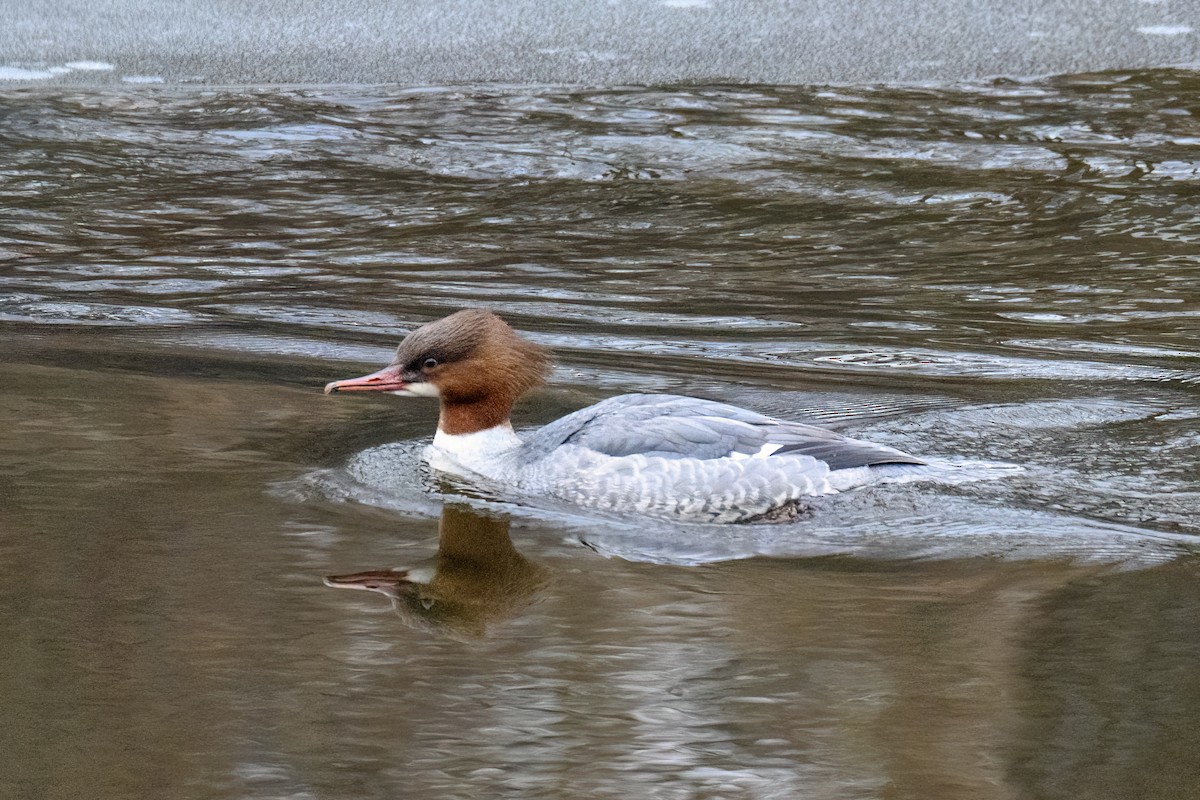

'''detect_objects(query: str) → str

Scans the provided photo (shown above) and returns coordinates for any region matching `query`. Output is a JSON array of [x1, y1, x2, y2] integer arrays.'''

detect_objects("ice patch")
[[0, 66, 55, 80], [122, 75, 166, 84], [64, 61, 115, 71], [2, 60, 116, 80], [1137, 24, 1193, 35]]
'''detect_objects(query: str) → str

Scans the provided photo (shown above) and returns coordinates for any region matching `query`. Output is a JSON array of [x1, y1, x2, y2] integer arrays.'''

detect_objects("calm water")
[[3, 71, 1200, 799]]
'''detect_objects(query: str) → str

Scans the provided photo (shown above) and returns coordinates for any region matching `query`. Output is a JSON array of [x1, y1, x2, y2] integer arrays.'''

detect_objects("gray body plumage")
[[433, 394, 925, 524]]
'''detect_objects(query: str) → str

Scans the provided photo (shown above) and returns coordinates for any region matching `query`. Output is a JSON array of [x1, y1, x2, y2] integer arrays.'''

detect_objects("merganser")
[[324, 309, 927, 523]]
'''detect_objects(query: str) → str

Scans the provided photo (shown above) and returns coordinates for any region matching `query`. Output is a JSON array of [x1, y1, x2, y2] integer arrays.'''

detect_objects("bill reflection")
[[324, 504, 550, 640]]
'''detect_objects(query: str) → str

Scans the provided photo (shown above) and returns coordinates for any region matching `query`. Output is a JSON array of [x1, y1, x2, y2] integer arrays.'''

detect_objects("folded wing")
[[528, 394, 923, 470]]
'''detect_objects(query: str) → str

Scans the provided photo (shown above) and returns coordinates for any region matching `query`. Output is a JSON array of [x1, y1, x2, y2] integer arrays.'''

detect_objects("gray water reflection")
[[3, 70, 1200, 798]]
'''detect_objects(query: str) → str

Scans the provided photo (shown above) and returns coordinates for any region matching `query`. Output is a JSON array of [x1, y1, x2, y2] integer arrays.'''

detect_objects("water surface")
[[3, 71, 1200, 799]]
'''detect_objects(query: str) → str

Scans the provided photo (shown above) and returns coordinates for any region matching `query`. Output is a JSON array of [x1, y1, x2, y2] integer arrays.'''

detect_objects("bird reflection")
[[324, 504, 551, 639]]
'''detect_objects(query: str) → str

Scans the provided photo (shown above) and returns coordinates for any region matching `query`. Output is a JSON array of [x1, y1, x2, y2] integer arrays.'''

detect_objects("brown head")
[[324, 309, 552, 434]]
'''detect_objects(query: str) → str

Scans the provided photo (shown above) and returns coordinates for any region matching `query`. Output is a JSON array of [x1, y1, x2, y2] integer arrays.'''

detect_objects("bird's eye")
[[422, 357, 438, 370]]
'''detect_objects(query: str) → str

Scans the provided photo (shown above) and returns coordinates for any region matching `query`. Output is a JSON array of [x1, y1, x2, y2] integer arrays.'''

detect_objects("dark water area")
[[2, 71, 1200, 798]]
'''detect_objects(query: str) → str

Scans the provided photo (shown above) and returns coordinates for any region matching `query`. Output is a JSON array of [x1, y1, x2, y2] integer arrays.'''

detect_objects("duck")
[[324, 308, 927, 523]]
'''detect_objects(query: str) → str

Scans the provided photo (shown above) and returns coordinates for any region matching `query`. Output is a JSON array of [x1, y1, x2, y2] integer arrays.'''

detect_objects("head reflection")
[[324, 504, 550, 639]]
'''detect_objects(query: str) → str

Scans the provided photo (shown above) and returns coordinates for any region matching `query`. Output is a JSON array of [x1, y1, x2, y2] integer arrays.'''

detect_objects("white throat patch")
[[430, 423, 523, 475], [392, 382, 441, 397]]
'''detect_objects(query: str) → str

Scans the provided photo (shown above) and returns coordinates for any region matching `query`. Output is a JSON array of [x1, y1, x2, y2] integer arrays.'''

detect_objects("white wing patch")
[[730, 443, 784, 460]]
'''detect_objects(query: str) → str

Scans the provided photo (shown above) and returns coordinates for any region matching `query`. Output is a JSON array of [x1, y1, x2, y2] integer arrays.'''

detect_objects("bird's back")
[[516, 394, 924, 523]]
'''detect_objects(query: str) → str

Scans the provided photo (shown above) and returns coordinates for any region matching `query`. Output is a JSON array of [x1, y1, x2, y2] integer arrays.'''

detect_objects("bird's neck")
[[432, 419, 523, 463], [437, 394, 515, 436]]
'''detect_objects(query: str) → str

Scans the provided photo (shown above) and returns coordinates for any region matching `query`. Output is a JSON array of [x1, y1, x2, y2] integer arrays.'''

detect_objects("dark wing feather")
[[770, 438, 924, 470]]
